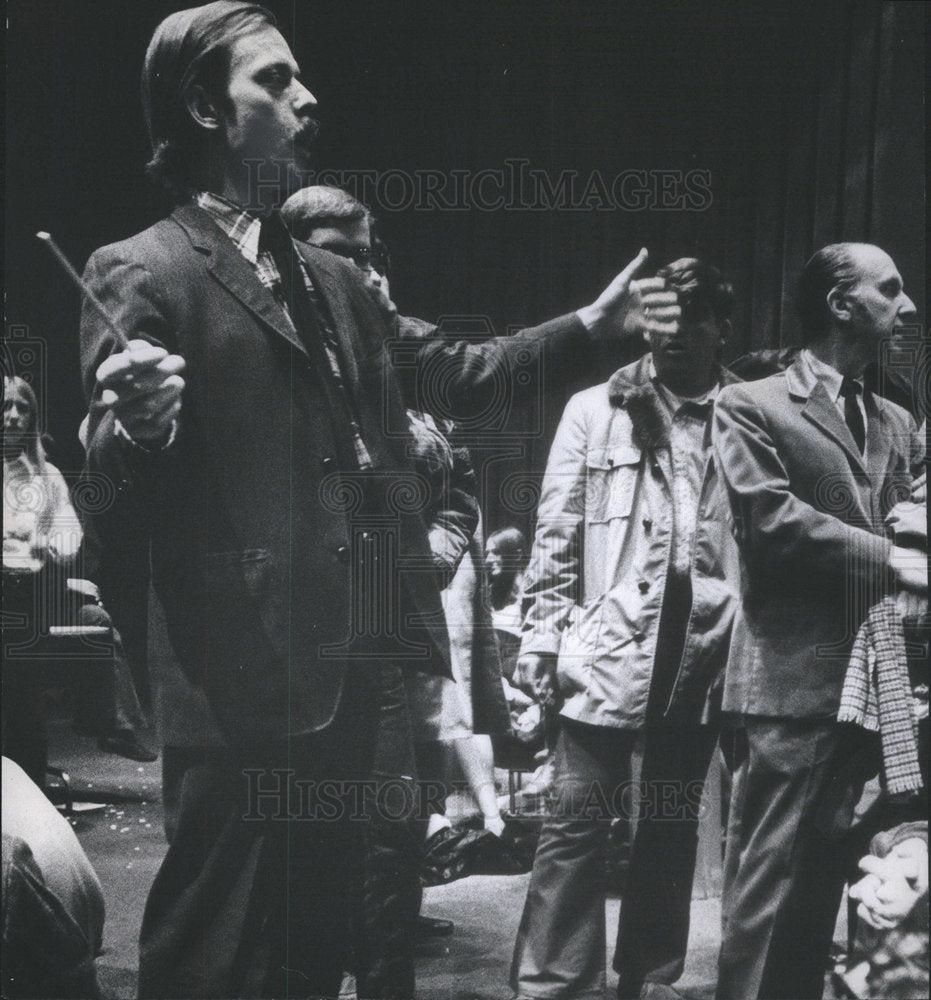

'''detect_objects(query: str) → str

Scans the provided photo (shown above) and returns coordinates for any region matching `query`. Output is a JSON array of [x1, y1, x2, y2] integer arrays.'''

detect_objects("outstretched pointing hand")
[[576, 248, 649, 340]]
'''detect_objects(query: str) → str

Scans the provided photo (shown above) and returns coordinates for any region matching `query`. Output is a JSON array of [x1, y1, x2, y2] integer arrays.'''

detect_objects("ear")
[[718, 318, 732, 347], [184, 84, 221, 131], [826, 285, 852, 324]]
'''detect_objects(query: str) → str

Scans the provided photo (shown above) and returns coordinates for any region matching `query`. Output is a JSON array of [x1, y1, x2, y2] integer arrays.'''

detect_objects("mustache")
[[296, 118, 321, 144]]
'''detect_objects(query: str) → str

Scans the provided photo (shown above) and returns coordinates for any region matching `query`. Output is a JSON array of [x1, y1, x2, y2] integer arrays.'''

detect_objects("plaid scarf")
[[838, 595, 923, 795]]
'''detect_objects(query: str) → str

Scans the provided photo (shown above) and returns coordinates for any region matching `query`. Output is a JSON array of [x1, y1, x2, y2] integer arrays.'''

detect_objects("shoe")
[[417, 914, 454, 937], [639, 984, 690, 999], [618, 984, 689, 1000], [98, 733, 158, 763]]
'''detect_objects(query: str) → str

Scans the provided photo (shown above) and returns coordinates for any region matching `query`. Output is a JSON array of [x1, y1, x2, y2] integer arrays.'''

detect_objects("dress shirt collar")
[[800, 347, 863, 403], [193, 191, 266, 266]]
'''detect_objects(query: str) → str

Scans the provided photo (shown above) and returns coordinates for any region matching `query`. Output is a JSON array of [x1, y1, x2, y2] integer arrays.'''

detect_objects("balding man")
[[712, 243, 926, 999]]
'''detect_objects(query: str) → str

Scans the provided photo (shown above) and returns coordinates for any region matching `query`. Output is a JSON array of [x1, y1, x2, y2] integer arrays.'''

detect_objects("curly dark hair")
[[656, 257, 735, 324]]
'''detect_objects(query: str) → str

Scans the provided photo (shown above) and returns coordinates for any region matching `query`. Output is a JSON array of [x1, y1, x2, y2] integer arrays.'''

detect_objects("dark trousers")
[[510, 715, 717, 999], [353, 667, 422, 999], [716, 718, 879, 1000], [138, 665, 419, 999]]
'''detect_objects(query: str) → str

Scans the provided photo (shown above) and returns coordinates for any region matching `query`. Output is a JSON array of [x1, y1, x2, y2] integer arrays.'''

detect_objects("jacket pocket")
[[204, 549, 282, 658], [585, 446, 641, 522]]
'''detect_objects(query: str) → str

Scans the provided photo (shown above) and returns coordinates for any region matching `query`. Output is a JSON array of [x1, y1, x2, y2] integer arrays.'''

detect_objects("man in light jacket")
[[510, 258, 740, 1000]]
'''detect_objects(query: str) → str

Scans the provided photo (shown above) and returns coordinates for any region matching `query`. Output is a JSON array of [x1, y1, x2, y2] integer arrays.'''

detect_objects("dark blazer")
[[80, 204, 591, 746], [713, 355, 924, 719]]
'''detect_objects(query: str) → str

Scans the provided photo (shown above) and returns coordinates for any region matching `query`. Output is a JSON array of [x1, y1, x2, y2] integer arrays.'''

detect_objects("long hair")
[[2, 376, 71, 543], [3, 376, 47, 473], [142, 1, 276, 201]]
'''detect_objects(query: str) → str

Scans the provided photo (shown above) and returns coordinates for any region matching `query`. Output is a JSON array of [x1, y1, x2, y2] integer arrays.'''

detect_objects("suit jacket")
[[80, 203, 592, 746], [713, 355, 924, 719]]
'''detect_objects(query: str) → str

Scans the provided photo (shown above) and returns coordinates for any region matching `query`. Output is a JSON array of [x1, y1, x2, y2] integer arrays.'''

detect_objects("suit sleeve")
[[79, 248, 179, 488], [712, 383, 892, 586], [398, 312, 595, 421], [78, 249, 175, 631], [519, 392, 588, 656]]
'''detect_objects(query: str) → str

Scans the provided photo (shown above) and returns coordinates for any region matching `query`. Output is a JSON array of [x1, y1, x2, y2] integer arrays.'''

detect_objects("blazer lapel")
[[170, 204, 307, 356], [865, 394, 896, 480], [296, 244, 363, 390], [788, 358, 866, 473]]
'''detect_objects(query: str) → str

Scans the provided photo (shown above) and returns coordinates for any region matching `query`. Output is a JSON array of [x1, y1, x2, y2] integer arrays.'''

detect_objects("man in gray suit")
[[712, 243, 926, 999]]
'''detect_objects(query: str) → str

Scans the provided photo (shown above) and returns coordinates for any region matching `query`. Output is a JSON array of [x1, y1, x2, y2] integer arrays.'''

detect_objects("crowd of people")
[[2, 3, 928, 999]]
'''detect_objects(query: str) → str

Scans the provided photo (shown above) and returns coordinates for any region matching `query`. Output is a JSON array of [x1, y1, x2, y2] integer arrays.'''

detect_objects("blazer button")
[[336, 545, 350, 563], [642, 518, 653, 533], [321, 456, 334, 469], [638, 581, 649, 593], [632, 631, 646, 643], [651, 464, 661, 476]]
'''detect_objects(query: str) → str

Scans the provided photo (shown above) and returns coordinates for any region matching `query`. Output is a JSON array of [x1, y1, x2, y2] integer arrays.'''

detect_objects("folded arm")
[[712, 384, 894, 588]]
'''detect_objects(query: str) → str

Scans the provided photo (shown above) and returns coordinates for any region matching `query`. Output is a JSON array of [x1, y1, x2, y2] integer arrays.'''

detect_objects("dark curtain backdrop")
[[4, 0, 924, 537]]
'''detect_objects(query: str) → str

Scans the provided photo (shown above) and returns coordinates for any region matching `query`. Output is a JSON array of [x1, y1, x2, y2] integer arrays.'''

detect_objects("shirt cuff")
[[114, 417, 178, 452]]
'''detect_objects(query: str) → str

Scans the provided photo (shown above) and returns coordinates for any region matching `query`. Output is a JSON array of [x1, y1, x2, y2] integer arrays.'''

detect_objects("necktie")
[[840, 376, 866, 453], [258, 212, 365, 469], [258, 210, 323, 355]]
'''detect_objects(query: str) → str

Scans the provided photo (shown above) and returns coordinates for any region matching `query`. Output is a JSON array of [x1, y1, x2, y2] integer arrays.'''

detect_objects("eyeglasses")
[[306, 242, 389, 275]]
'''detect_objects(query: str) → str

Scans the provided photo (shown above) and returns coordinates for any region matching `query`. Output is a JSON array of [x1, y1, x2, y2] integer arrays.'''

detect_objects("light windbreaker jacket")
[[520, 354, 740, 728]]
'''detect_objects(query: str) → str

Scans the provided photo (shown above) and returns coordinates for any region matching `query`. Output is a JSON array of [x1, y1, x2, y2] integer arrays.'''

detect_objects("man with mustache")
[[712, 243, 926, 999], [78, 4, 664, 995], [510, 259, 739, 1000]]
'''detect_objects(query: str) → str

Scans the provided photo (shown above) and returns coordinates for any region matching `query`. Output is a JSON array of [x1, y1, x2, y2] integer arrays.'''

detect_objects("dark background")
[[4, 0, 925, 532]]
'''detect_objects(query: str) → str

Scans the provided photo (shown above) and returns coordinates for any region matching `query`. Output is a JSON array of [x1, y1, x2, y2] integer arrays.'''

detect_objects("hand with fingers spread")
[[576, 248, 651, 341], [95, 339, 186, 446]]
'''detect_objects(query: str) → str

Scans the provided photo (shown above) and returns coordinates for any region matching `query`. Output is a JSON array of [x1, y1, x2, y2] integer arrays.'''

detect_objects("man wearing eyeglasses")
[[281, 184, 392, 304]]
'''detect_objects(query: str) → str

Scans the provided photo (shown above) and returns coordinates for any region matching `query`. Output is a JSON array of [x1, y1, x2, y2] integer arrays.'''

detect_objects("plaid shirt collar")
[[193, 191, 265, 266]]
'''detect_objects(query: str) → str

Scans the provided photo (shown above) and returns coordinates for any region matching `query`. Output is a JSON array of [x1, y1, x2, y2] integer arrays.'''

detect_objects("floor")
[[36, 715, 840, 1000]]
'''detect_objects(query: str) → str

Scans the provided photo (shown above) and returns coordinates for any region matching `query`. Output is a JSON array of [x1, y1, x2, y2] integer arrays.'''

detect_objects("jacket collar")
[[607, 353, 738, 451], [170, 202, 308, 356], [786, 353, 869, 472]]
